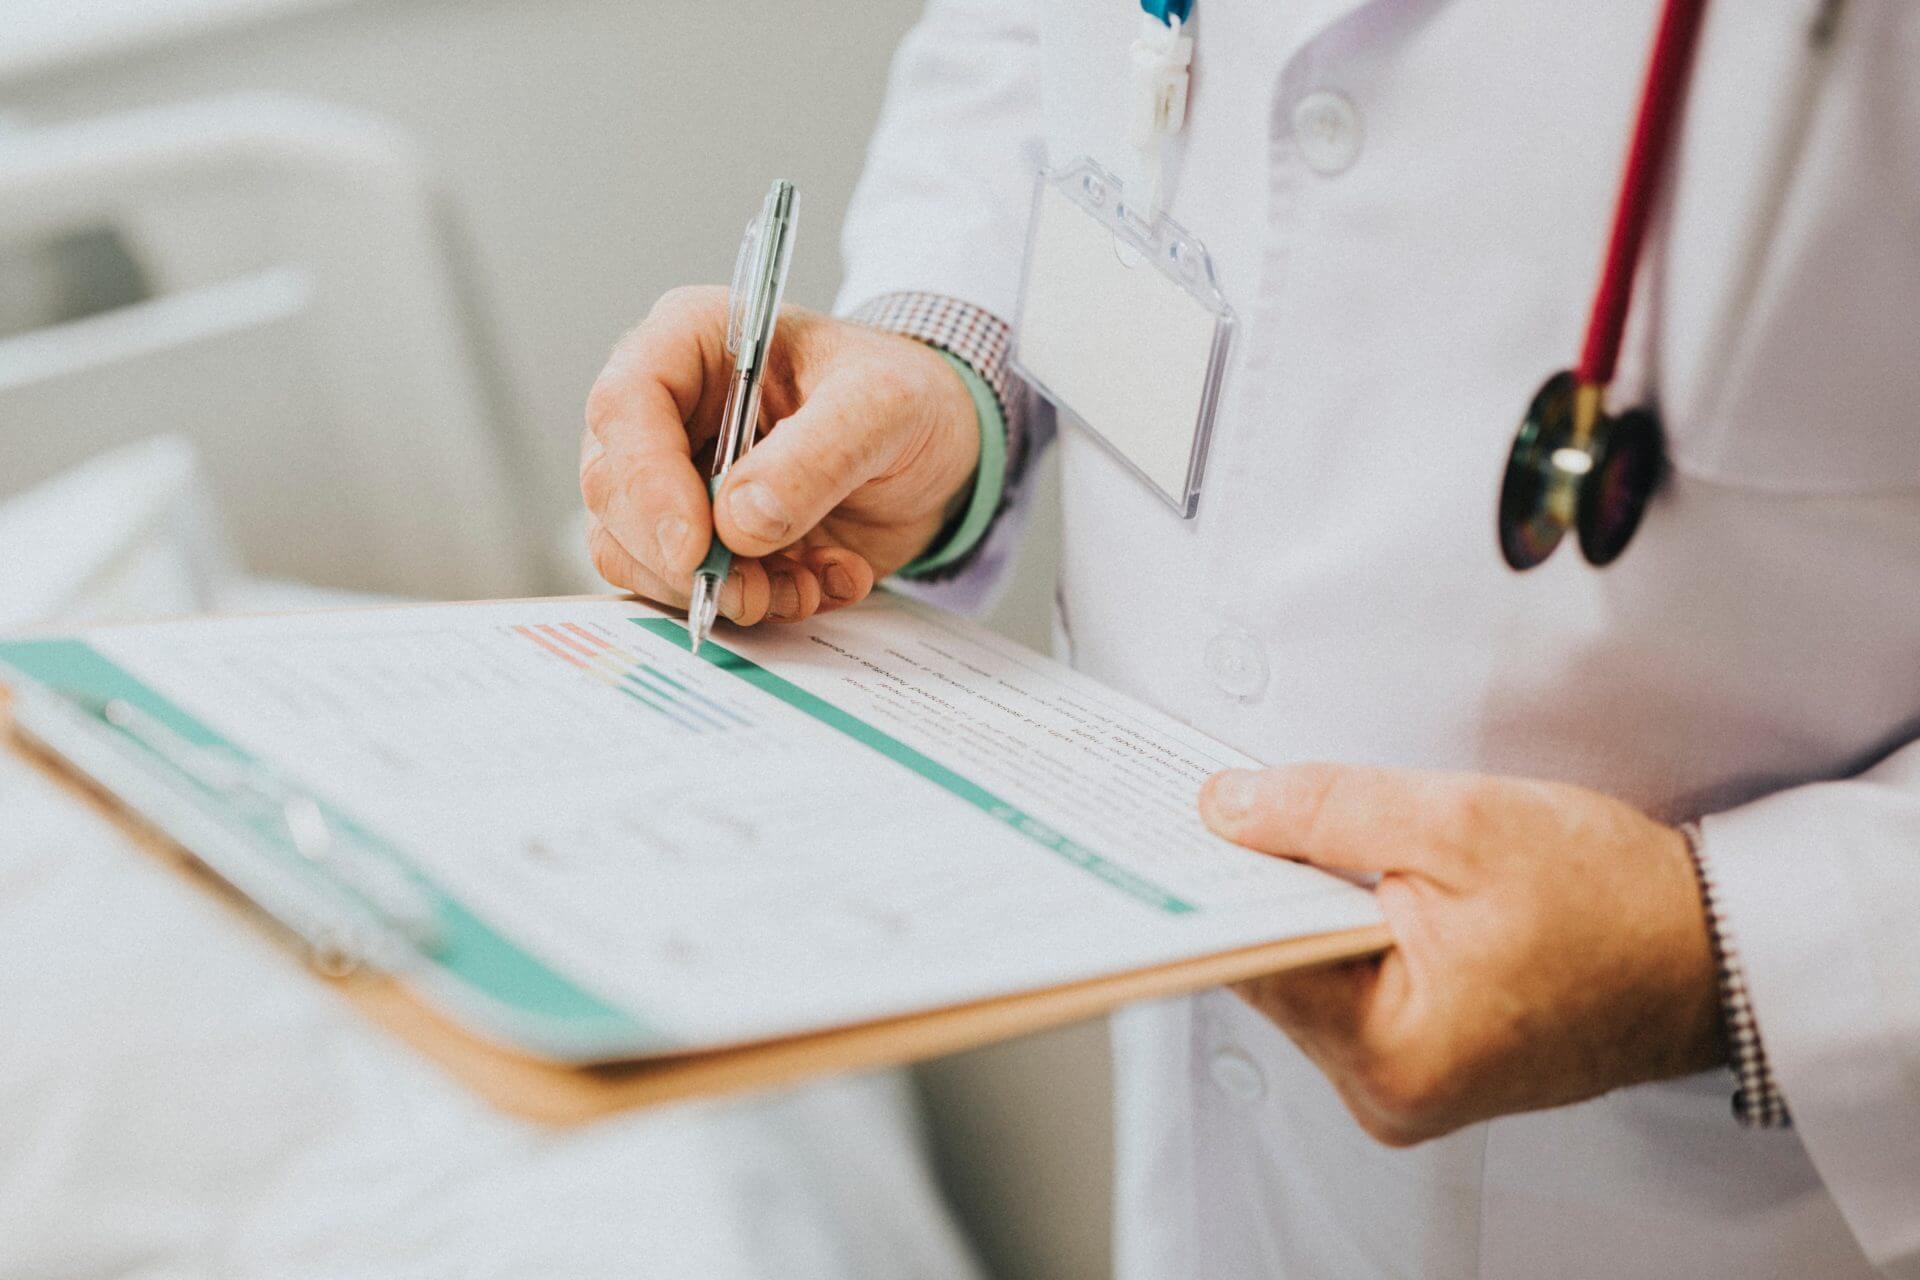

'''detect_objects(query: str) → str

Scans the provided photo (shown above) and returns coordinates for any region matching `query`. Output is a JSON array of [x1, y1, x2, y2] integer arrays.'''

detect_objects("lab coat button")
[[1208, 1047, 1268, 1104], [1292, 90, 1363, 175], [1205, 626, 1269, 701]]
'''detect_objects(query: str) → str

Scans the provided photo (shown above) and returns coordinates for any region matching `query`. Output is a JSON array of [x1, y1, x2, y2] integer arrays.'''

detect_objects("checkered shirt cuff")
[[1681, 821, 1791, 1128], [846, 292, 1030, 485]]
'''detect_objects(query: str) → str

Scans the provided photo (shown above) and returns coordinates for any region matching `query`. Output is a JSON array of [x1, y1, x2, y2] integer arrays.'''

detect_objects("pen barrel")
[[691, 179, 796, 619], [695, 473, 734, 585], [694, 543, 733, 584]]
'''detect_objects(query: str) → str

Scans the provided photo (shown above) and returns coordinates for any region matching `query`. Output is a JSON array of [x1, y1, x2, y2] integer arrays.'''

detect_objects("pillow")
[[0, 435, 235, 630]]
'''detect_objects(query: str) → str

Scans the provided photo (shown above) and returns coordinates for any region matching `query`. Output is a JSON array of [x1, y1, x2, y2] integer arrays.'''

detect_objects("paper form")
[[76, 595, 1380, 1050]]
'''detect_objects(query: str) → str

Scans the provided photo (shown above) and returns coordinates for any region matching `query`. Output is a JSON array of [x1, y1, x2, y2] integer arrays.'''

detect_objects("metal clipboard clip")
[[10, 684, 442, 977]]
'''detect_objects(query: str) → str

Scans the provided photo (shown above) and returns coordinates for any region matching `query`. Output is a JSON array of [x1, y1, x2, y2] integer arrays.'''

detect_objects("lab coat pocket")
[[1653, 0, 1920, 495]]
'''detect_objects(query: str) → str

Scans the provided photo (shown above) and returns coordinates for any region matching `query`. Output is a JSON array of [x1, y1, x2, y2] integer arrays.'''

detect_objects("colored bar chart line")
[[508, 623, 753, 733]]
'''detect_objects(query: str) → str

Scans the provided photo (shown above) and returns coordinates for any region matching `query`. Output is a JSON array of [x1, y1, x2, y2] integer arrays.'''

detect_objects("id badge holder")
[[1010, 158, 1233, 517]]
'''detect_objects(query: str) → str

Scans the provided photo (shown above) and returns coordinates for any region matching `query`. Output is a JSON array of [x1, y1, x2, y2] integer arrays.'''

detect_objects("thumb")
[[713, 378, 890, 558], [1199, 763, 1437, 875]]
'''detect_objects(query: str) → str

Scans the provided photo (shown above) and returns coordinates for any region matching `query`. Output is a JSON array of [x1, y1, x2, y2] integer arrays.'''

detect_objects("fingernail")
[[823, 563, 856, 601], [1210, 770, 1259, 823], [655, 515, 693, 567], [771, 573, 801, 618], [730, 482, 791, 542], [718, 569, 745, 619]]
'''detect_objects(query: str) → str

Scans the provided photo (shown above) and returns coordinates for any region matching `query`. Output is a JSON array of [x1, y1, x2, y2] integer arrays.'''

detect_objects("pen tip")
[[686, 575, 720, 656]]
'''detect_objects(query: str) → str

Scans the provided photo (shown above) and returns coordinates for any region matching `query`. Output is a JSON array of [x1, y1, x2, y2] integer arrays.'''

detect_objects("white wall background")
[[0, 2, 1092, 1277]]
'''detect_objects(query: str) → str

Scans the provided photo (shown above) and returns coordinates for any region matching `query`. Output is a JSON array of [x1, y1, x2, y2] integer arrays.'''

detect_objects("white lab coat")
[[838, 0, 1920, 1275]]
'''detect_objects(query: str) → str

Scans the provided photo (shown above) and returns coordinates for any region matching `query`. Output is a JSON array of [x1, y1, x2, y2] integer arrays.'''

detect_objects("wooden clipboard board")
[[3, 672, 1390, 1129]]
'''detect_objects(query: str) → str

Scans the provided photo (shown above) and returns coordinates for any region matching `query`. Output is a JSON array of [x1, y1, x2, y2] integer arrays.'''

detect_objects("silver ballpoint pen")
[[688, 179, 799, 653]]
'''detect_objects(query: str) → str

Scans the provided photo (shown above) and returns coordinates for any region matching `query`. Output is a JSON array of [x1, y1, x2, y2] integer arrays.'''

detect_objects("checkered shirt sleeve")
[[1681, 821, 1791, 1128]]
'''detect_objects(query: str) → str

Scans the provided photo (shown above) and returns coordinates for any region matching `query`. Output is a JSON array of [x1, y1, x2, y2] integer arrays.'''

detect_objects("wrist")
[[900, 350, 1007, 576], [921, 339, 987, 518], [1665, 822, 1732, 1071], [844, 292, 1025, 579]]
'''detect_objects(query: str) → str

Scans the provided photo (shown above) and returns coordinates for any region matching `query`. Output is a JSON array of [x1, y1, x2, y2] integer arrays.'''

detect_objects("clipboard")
[[0, 601, 1391, 1126]]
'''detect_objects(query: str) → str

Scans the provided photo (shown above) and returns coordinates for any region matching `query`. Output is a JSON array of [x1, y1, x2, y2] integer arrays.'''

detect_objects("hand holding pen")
[[579, 180, 983, 642]]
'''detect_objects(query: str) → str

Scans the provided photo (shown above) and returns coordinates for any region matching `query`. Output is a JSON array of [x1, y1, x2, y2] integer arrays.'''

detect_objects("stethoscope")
[[1496, 0, 1845, 571], [1496, 0, 1710, 572]]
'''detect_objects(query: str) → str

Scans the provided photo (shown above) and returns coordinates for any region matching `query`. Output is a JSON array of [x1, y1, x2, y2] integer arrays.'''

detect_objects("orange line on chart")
[[514, 625, 587, 668], [562, 623, 613, 650], [537, 624, 598, 658]]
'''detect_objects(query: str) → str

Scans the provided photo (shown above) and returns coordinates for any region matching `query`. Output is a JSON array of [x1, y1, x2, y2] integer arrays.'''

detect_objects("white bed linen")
[[0, 440, 983, 1280]]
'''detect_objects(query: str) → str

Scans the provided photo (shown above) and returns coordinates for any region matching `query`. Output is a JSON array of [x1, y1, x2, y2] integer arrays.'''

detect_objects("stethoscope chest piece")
[[1496, 0, 1708, 573], [1498, 371, 1665, 571]]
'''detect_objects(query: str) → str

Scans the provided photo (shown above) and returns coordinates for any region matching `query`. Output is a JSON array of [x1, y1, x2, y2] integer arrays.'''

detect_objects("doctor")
[[580, 1, 1920, 1275]]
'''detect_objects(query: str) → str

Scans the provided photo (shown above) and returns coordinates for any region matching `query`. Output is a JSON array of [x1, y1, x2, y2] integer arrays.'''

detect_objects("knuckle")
[[1354, 1053, 1445, 1132], [579, 439, 613, 512], [587, 523, 637, 589], [1276, 763, 1345, 846], [583, 375, 630, 441], [648, 284, 726, 328], [1354, 1108, 1425, 1149], [579, 468, 606, 515], [863, 360, 921, 419], [1437, 778, 1500, 841]]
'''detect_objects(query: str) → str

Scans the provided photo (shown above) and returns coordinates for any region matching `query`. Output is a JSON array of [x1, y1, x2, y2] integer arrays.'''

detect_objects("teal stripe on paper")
[[634, 618, 1195, 914]]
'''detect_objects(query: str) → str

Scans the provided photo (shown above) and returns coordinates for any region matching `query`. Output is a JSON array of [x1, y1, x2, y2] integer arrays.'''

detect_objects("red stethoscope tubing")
[[1577, 0, 1711, 389]]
